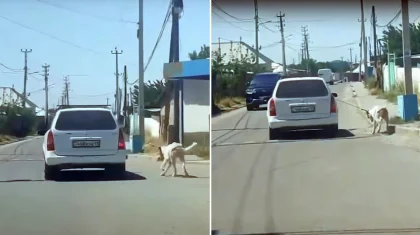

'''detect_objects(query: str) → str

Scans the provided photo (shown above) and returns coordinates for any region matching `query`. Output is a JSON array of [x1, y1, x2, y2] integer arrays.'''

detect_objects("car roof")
[[256, 72, 281, 76], [57, 108, 113, 113], [280, 76, 324, 82]]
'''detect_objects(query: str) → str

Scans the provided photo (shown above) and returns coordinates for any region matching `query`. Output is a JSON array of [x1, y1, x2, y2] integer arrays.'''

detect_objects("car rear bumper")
[[268, 114, 338, 130], [44, 150, 127, 168], [246, 97, 270, 106]]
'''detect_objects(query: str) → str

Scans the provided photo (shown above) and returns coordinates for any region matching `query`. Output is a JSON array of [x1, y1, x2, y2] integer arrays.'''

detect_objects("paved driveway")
[[212, 83, 420, 234], [0, 138, 209, 235]]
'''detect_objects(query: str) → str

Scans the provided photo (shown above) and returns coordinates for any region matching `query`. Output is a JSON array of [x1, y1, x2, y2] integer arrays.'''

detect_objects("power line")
[[129, 1, 172, 85], [260, 23, 277, 33], [0, 15, 103, 55], [211, 1, 254, 22], [376, 9, 401, 28], [212, 10, 253, 32], [36, 0, 137, 24], [0, 63, 21, 72]]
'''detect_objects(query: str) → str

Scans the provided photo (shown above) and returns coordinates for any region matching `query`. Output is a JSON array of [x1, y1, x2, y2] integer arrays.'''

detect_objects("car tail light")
[[46, 131, 55, 151], [330, 96, 337, 113], [269, 98, 276, 116], [118, 130, 126, 150]]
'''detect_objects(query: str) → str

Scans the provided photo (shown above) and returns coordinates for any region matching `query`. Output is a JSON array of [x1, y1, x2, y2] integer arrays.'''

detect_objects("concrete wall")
[[383, 64, 420, 91], [183, 79, 210, 133]]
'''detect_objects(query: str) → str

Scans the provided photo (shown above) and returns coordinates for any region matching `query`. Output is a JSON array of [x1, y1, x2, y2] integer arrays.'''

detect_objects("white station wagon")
[[40, 108, 127, 180], [266, 77, 339, 140]]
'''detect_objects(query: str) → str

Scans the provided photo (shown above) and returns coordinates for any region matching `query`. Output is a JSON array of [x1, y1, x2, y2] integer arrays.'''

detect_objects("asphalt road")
[[0, 138, 209, 235], [212, 83, 420, 234]]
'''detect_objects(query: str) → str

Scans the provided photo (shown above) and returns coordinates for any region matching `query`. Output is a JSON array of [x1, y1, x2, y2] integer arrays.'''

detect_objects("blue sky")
[[212, 0, 420, 64], [0, 0, 209, 109]]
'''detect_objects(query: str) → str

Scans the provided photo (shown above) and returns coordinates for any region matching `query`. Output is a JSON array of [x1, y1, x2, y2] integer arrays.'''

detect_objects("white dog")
[[364, 105, 389, 134], [158, 142, 198, 177]]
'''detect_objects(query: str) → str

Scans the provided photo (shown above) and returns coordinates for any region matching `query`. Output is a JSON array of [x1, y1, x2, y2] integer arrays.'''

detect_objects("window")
[[55, 110, 117, 131], [276, 80, 329, 98], [250, 74, 281, 85]]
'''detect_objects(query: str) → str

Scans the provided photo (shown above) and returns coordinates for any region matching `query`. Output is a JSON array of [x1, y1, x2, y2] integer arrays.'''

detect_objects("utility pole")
[[123, 65, 128, 117], [360, 0, 368, 81], [302, 26, 310, 74], [358, 21, 363, 82], [401, 0, 413, 94], [254, 0, 259, 64], [42, 64, 50, 127], [21, 49, 32, 108], [277, 12, 287, 75], [138, 0, 145, 148], [372, 6, 380, 88], [349, 48, 353, 67], [63, 76, 70, 105], [111, 47, 123, 115], [106, 97, 109, 106]]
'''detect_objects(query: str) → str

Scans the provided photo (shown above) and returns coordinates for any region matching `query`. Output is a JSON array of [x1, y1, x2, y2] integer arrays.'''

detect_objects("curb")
[[394, 125, 420, 136]]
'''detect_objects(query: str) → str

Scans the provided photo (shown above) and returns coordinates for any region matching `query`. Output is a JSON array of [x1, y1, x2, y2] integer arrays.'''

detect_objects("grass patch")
[[377, 81, 405, 103], [364, 77, 377, 89], [389, 116, 407, 124], [0, 135, 14, 143], [216, 97, 245, 109], [143, 129, 164, 156], [189, 146, 209, 160]]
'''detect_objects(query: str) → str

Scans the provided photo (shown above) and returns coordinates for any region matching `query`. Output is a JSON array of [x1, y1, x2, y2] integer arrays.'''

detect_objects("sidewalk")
[[349, 81, 420, 136]]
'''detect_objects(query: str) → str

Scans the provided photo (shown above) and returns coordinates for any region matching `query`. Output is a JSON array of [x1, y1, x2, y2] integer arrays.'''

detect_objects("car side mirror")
[[37, 129, 47, 136], [332, 93, 338, 97], [117, 114, 125, 128]]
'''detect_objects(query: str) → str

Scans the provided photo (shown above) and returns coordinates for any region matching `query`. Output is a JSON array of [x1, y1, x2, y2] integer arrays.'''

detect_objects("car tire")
[[246, 105, 253, 111], [106, 163, 126, 179], [329, 81, 334, 85], [44, 163, 59, 181], [325, 124, 339, 138], [269, 128, 280, 140]]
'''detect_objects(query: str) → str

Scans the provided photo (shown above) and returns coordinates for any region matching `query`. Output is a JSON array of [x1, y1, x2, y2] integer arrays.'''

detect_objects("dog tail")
[[184, 142, 198, 152]]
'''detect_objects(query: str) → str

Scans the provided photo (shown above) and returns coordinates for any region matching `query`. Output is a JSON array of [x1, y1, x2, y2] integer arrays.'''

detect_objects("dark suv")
[[245, 72, 282, 110]]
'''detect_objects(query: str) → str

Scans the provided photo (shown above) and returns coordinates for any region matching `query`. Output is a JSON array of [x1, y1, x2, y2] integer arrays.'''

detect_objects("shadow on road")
[[54, 170, 147, 182], [277, 129, 355, 140]]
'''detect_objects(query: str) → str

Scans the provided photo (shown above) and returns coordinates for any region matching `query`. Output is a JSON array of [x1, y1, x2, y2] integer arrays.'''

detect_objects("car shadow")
[[54, 169, 147, 182], [277, 129, 355, 140]]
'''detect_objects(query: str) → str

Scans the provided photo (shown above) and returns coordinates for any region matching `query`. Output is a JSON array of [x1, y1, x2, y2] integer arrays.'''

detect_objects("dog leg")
[[160, 160, 172, 176], [372, 122, 377, 134], [377, 120, 382, 133], [180, 155, 189, 177], [160, 159, 168, 171], [172, 161, 178, 177]]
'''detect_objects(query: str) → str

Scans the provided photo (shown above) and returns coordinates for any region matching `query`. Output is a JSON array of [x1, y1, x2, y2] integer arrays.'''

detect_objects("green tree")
[[381, 23, 420, 60], [131, 45, 210, 110], [188, 44, 210, 60], [131, 80, 166, 107]]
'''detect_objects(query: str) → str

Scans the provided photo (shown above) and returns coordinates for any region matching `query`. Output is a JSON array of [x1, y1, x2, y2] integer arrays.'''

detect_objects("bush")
[[0, 105, 36, 137]]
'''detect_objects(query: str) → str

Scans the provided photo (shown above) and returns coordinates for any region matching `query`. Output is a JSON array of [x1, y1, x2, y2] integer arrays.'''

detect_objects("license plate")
[[291, 105, 315, 113], [72, 140, 101, 148], [260, 104, 267, 108]]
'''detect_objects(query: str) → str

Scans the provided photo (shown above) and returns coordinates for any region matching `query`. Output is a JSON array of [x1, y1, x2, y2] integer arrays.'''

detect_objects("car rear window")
[[250, 74, 281, 85], [275, 79, 329, 98], [55, 110, 117, 131]]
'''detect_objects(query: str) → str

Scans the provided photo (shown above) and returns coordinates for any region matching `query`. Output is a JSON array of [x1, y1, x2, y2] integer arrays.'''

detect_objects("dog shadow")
[[163, 174, 199, 179], [53, 170, 147, 182]]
